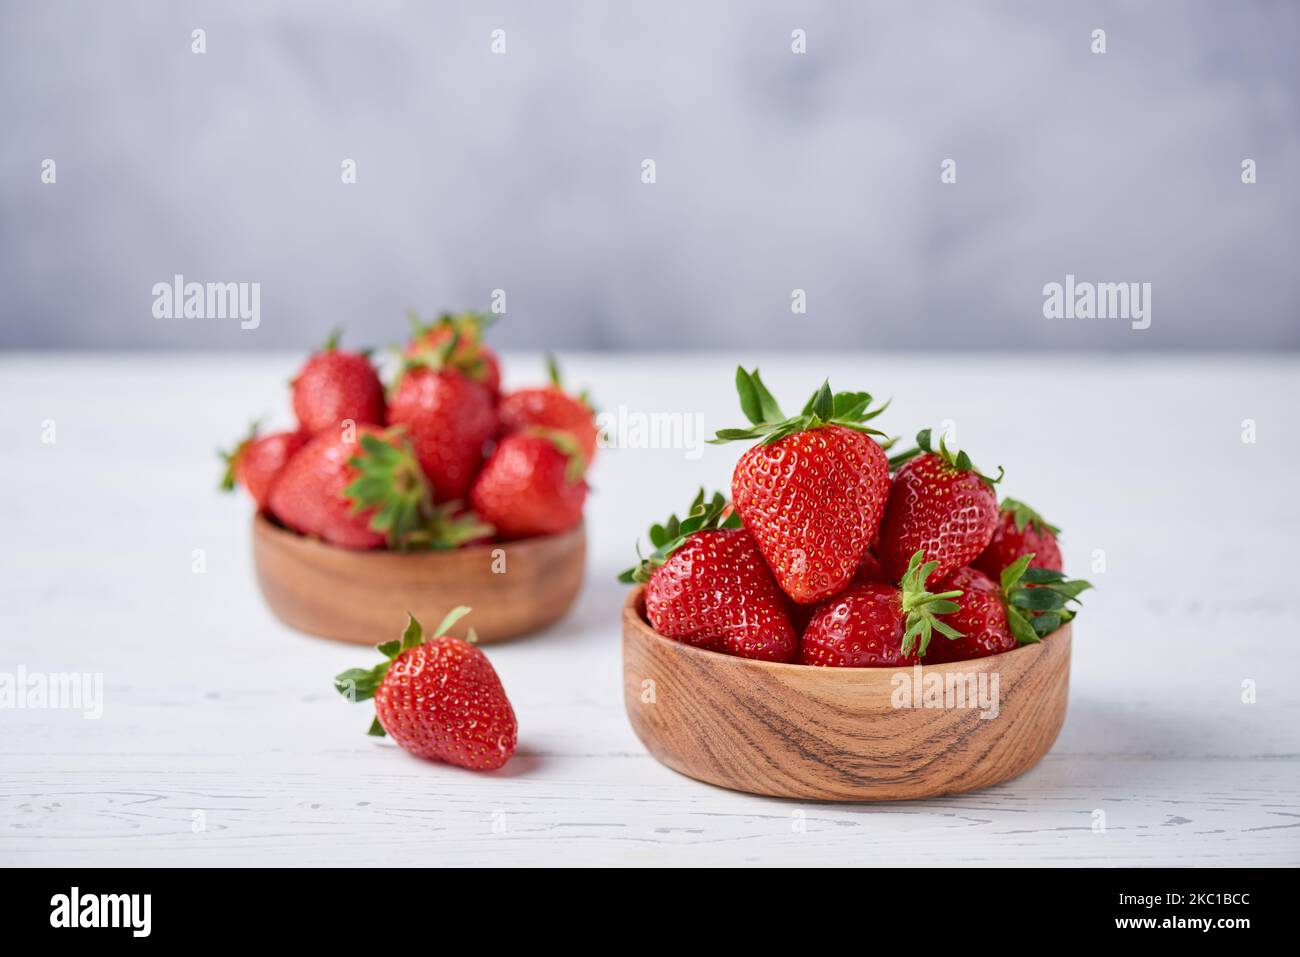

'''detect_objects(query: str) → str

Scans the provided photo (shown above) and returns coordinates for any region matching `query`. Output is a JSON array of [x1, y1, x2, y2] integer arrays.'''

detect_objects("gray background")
[[2, 0, 1297, 352]]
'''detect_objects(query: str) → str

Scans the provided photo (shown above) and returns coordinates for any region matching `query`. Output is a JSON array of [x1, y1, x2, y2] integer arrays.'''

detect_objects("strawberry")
[[269, 428, 489, 550], [218, 423, 308, 508], [877, 429, 1004, 583], [386, 346, 498, 503], [498, 355, 600, 464], [404, 310, 502, 399], [469, 430, 587, 539], [291, 331, 385, 435], [620, 490, 797, 662], [798, 550, 964, 667], [335, 608, 517, 771], [712, 369, 892, 604], [925, 557, 1093, 663], [973, 498, 1064, 577]]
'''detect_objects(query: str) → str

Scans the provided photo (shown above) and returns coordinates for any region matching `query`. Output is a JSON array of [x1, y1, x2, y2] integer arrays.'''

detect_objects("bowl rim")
[[252, 509, 586, 559], [622, 584, 1063, 676]]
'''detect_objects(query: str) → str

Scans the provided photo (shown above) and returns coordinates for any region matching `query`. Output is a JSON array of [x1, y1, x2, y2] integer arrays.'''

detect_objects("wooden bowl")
[[252, 512, 585, 645], [622, 587, 1070, 801]]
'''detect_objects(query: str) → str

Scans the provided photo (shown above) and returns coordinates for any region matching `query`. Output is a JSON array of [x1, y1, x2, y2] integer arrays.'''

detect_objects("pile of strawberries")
[[221, 312, 597, 549], [621, 369, 1091, 666]]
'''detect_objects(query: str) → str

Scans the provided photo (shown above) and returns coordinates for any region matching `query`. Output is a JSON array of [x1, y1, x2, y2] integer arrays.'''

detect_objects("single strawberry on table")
[[290, 330, 385, 435], [924, 555, 1093, 663], [334, 607, 517, 771], [498, 355, 600, 464], [387, 339, 498, 503], [218, 423, 308, 508], [973, 497, 1064, 577], [620, 490, 797, 662], [711, 369, 892, 605], [799, 549, 965, 667], [877, 428, 1003, 583], [470, 430, 587, 539], [269, 426, 489, 550], [404, 310, 502, 400]]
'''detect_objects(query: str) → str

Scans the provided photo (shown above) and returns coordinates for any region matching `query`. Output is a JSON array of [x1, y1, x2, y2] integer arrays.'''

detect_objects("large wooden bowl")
[[622, 587, 1070, 801], [253, 513, 585, 645]]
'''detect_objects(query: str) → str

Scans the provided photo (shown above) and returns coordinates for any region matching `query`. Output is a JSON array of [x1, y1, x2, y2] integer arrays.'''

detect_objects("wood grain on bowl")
[[253, 512, 585, 645], [622, 587, 1070, 801]]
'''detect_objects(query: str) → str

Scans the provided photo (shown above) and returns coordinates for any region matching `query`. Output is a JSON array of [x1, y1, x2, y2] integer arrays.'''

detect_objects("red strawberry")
[[335, 608, 517, 771], [291, 331, 385, 435], [798, 550, 964, 667], [877, 429, 1003, 583], [219, 424, 308, 508], [921, 566, 1016, 663], [926, 558, 1093, 663], [714, 370, 892, 604], [470, 431, 587, 539], [498, 356, 600, 464], [973, 498, 1064, 577], [269, 427, 485, 550], [404, 310, 502, 399], [387, 350, 498, 503], [621, 490, 796, 662]]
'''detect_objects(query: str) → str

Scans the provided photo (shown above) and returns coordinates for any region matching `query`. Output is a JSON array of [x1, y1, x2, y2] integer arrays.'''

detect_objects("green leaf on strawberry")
[[998, 552, 1092, 644], [344, 430, 495, 550], [898, 549, 968, 658], [618, 488, 741, 584], [710, 368, 891, 447]]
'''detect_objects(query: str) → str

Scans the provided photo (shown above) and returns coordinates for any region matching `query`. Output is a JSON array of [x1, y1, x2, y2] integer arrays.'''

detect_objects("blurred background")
[[2, 0, 1297, 352]]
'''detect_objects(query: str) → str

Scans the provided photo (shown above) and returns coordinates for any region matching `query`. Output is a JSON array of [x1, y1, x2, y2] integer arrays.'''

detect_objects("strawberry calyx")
[[406, 308, 496, 346], [998, 553, 1093, 645], [334, 607, 476, 737], [217, 419, 261, 491], [1001, 497, 1060, 536], [618, 488, 741, 584], [546, 353, 597, 414], [898, 549, 966, 658], [710, 367, 890, 447], [894, 428, 1004, 488], [344, 430, 495, 549]]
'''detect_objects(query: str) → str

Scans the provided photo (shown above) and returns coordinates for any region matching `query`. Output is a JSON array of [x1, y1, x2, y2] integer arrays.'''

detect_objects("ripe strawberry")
[[973, 498, 1064, 577], [218, 423, 308, 508], [498, 355, 600, 464], [404, 310, 502, 399], [925, 557, 1093, 663], [877, 429, 1004, 583], [269, 427, 488, 550], [387, 348, 498, 503], [470, 431, 587, 539], [335, 608, 517, 771], [620, 490, 796, 662], [291, 331, 385, 435], [799, 550, 964, 667], [713, 370, 892, 604]]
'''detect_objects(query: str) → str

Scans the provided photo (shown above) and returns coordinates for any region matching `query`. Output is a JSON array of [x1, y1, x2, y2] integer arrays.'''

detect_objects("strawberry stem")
[[897, 549, 966, 658], [710, 367, 891, 447], [618, 488, 740, 583]]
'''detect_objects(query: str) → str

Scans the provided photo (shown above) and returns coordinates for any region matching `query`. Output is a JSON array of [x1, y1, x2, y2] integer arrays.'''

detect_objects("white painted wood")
[[2, 352, 1297, 866]]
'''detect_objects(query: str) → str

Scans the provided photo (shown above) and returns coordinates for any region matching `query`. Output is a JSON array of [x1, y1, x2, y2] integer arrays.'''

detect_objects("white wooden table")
[[2, 351, 1297, 866]]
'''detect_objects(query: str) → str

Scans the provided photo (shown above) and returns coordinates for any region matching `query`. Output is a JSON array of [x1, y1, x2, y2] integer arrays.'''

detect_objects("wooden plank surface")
[[2, 352, 1297, 866]]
